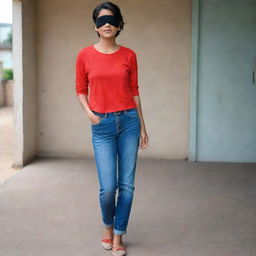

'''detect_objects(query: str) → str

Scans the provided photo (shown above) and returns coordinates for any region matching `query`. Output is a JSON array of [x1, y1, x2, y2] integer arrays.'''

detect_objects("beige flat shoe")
[[112, 246, 127, 256], [101, 238, 113, 250]]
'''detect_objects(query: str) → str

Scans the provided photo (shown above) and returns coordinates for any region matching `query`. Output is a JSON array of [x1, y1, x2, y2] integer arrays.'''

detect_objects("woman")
[[75, 2, 149, 255]]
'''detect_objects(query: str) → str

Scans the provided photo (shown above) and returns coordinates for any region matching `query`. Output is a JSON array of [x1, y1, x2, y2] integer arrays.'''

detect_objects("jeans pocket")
[[91, 116, 103, 125], [91, 112, 104, 126], [125, 108, 138, 118]]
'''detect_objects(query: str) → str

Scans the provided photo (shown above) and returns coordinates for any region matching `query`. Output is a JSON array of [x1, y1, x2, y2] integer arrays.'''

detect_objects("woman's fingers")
[[139, 137, 144, 149], [140, 133, 149, 150], [142, 137, 149, 149]]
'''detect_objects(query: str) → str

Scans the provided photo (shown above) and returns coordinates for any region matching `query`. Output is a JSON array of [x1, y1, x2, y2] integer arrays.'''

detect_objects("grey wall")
[[22, 0, 38, 164], [192, 0, 256, 162]]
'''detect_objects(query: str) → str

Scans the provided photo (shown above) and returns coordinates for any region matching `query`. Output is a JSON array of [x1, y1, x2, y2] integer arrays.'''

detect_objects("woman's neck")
[[95, 38, 119, 51]]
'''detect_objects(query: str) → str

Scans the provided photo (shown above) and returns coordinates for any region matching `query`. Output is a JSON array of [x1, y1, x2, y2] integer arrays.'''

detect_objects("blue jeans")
[[91, 108, 141, 235]]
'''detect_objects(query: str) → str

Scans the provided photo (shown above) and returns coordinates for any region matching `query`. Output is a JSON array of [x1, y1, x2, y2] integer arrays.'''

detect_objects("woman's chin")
[[101, 34, 115, 39]]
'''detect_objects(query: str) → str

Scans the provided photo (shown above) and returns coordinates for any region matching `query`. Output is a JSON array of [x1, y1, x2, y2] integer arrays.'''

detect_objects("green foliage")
[[2, 69, 13, 80]]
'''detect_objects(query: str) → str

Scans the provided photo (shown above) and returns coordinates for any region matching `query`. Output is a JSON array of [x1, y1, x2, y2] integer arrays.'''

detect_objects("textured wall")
[[37, 0, 192, 159], [13, 0, 38, 167]]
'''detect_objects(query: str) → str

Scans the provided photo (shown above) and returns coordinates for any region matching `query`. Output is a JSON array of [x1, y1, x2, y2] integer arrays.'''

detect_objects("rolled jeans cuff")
[[103, 222, 113, 228], [113, 228, 127, 235]]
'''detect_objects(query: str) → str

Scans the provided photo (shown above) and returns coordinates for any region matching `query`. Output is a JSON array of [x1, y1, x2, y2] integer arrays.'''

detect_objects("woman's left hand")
[[140, 128, 149, 150]]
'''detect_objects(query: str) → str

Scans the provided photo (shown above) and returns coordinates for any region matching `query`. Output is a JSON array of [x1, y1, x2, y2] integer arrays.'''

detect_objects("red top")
[[75, 44, 140, 113]]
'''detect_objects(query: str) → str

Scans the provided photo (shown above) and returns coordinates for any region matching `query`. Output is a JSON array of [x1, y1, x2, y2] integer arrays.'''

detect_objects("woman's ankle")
[[113, 234, 123, 245], [103, 226, 113, 239]]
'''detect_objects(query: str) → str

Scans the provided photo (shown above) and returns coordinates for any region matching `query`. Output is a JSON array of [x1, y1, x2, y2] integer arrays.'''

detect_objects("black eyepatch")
[[95, 15, 120, 28]]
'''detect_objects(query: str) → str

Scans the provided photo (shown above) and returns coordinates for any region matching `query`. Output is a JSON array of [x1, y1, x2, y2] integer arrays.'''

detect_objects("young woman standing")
[[75, 2, 149, 255]]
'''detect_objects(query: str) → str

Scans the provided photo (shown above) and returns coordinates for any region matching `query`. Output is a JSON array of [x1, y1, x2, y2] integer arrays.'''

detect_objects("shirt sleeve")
[[129, 51, 140, 96], [75, 52, 88, 96]]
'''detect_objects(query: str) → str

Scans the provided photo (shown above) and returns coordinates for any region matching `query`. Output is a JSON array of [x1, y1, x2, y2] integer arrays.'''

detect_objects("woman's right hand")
[[88, 112, 101, 125]]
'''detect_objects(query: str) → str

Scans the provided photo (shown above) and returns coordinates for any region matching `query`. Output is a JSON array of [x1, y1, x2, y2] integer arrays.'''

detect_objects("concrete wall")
[[37, 0, 192, 159], [0, 85, 4, 106], [12, 0, 38, 167], [22, 0, 38, 164], [0, 80, 14, 107], [5, 80, 14, 107]]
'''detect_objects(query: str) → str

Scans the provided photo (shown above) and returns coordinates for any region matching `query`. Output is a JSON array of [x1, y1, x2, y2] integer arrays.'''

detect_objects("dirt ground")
[[0, 106, 20, 185]]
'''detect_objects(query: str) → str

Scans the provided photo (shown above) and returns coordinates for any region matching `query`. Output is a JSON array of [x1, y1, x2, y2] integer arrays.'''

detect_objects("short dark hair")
[[92, 1, 125, 38]]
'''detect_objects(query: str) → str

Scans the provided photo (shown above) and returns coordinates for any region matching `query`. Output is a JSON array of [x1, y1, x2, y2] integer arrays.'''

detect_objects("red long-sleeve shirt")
[[75, 44, 140, 113]]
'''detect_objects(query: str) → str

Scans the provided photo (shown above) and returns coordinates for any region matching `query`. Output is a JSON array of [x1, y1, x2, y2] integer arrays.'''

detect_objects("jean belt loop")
[[104, 112, 107, 118]]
